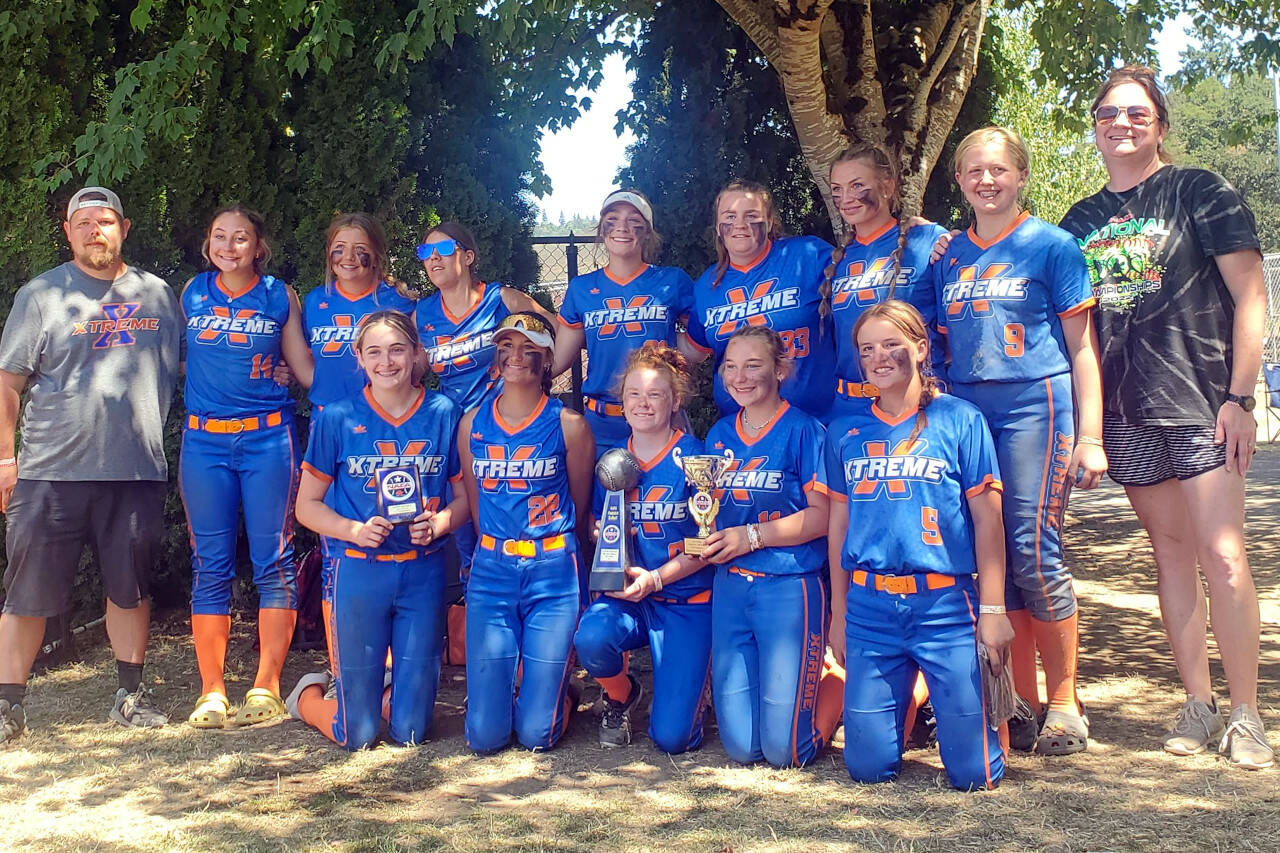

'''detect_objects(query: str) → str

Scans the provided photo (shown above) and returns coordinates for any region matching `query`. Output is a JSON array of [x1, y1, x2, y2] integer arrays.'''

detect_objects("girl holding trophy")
[[699, 325, 838, 767], [572, 343, 712, 752], [289, 310, 467, 750]]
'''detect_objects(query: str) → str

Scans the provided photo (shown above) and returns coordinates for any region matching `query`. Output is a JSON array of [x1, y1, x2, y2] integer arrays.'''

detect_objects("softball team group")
[[174, 65, 1273, 783]]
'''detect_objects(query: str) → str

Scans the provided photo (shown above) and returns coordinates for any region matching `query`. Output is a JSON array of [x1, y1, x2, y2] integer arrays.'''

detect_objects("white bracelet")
[[1076, 436, 1103, 447], [649, 570, 663, 592], [747, 523, 763, 552], [0, 457, 15, 467], [979, 604, 1006, 615]]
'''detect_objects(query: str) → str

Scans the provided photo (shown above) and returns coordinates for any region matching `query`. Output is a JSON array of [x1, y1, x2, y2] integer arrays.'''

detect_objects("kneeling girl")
[[701, 325, 835, 767], [291, 310, 467, 750], [825, 300, 1012, 789], [572, 344, 712, 752], [458, 312, 595, 752]]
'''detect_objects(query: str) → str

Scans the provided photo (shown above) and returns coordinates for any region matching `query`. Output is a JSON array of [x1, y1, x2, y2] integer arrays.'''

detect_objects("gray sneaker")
[[599, 675, 643, 748], [0, 700, 25, 744], [110, 687, 168, 728], [1164, 696, 1225, 755], [1220, 704, 1275, 770]]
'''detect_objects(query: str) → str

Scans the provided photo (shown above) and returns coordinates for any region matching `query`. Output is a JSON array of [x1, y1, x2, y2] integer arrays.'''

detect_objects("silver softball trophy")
[[676, 453, 732, 556], [590, 448, 643, 592]]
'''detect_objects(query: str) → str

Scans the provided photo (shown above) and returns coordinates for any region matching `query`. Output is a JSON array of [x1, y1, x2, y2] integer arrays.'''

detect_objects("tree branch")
[[715, 0, 782, 66]]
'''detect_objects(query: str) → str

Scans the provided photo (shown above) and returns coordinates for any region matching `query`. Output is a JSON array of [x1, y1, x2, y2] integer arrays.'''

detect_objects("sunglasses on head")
[[1093, 105, 1156, 126], [416, 238, 459, 260]]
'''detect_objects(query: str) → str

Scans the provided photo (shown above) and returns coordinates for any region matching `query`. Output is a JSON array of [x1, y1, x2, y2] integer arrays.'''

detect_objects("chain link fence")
[[530, 234, 609, 399], [1260, 253, 1280, 440]]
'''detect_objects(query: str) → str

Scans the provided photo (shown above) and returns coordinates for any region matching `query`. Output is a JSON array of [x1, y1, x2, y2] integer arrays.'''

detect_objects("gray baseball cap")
[[66, 187, 125, 220]]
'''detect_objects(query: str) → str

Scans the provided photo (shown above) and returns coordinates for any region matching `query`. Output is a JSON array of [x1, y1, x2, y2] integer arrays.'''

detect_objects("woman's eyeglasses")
[[416, 238, 459, 260], [1093, 105, 1156, 126]]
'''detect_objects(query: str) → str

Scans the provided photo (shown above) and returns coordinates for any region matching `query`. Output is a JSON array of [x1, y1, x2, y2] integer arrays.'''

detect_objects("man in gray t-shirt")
[[0, 187, 180, 743]]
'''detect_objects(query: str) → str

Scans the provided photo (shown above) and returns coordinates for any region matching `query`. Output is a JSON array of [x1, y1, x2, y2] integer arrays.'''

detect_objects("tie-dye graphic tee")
[[1059, 166, 1260, 425]]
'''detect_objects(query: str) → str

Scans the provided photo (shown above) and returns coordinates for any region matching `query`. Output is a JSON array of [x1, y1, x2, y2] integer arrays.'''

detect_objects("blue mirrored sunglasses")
[[416, 238, 458, 260]]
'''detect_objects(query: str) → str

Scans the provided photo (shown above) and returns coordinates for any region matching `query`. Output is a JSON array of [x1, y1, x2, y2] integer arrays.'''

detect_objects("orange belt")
[[728, 566, 767, 582], [583, 397, 625, 417], [344, 548, 420, 562], [835, 378, 879, 399], [187, 411, 285, 434], [479, 533, 567, 557], [850, 570, 955, 595]]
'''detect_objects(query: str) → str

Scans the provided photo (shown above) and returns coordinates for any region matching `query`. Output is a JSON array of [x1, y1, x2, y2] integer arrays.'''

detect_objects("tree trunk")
[[716, 0, 990, 230]]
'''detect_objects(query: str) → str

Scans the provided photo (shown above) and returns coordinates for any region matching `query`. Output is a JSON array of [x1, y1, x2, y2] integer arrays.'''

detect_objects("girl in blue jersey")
[[701, 325, 839, 767], [289, 310, 467, 750], [304, 213, 417, 410], [936, 127, 1107, 755], [686, 181, 837, 420], [572, 343, 712, 752], [551, 191, 695, 452], [303, 213, 419, 648], [415, 222, 550, 594], [826, 299, 1013, 790], [457, 312, 596, 752], [415, 222, 551, 413], [823, 144, 949, 417], [181, 205, 314, 729]]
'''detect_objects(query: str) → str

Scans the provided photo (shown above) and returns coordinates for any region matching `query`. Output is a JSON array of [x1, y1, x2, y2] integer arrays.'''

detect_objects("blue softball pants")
[[465, 538, 581, 753], [327, 547, 447, 750], [574, 593, 713, 754], [952, 375, 1076, 621], [842, 573, 1004, 790], [181, 416, 299, 614], [711, 567, 828, 767]]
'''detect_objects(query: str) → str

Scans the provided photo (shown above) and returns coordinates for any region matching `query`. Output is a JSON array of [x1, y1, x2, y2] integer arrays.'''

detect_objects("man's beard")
[[78, 245, 121, 271]]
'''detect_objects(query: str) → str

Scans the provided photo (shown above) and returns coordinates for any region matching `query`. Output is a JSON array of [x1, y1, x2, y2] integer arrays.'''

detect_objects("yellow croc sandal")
[[188, 692, 229, 728], [233, 688, 287, 727]]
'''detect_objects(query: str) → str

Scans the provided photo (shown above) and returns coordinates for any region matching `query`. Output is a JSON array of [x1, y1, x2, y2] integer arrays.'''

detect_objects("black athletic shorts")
[[1102, 415, 1227, 487], [3, 479, 166, 617]]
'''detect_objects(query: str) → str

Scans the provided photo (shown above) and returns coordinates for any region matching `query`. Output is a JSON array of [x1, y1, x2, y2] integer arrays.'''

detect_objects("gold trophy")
[[677, 453, 732, 556]]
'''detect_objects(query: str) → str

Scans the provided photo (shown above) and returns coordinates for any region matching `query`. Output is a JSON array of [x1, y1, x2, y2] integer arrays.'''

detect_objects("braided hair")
[[709, 180, 784, 289], [852, 299, 939, 447], [820, 144, 911, 340]]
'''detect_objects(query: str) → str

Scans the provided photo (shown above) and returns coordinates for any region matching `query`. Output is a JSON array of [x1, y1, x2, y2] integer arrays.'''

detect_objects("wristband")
[[0, 457, 14, 467], [1075, 436, 1102, 447], [648, 570, 663, 592], [747, 523, 762, 552], [979, 604, 1006, 615]]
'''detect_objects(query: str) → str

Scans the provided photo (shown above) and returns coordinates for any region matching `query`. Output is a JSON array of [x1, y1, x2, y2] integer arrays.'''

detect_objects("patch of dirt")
[[2, 451, 1278, 852]]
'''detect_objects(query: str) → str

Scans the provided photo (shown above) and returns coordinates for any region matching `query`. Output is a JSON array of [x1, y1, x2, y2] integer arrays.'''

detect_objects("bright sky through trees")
[[535, 17, 1195, 221]]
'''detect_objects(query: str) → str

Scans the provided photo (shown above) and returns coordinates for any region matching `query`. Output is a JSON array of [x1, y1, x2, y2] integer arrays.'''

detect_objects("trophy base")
[[589, 567, 627, 593], [683, 536, 710, 556]]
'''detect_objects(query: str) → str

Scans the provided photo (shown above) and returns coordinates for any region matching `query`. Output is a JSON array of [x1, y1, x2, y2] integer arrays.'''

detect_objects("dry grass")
[[3, 451, 1279, 852]]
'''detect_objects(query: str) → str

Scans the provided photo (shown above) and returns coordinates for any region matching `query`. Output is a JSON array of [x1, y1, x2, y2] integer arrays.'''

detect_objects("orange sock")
[[252, 608, 297, 696], [998, 722, 1010, 754], [1032, 611, 1080, 715], [192, 613, 232, 696], [597, 673, 632, 704], [298, 684, 339, 744], [902, 671, 930, 745], [1007, 609, 1041, 713], [816, 658, 846, 743], [322, 599, 336, 673]]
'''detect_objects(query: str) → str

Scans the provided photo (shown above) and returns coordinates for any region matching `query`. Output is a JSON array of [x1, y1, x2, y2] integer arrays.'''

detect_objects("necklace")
[[741, 403, 781, 434]]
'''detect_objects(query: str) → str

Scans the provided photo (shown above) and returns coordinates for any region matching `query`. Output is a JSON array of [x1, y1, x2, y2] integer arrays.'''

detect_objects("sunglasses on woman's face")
[[416, 238, 458, 260], [1093, 105, 1155, 126]]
